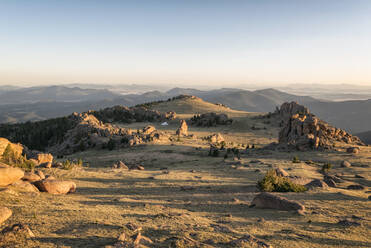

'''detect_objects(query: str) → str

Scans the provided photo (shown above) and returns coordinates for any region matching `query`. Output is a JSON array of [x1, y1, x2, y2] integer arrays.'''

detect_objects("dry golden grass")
[[0, 99, 370, 247]]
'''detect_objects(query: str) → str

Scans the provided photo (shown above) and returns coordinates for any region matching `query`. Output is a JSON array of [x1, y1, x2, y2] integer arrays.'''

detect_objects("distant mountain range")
[[1, 85, 371, 138]]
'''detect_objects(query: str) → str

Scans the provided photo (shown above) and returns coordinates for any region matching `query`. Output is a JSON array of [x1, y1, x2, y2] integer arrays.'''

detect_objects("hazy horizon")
[[1, 0, 371, 86]]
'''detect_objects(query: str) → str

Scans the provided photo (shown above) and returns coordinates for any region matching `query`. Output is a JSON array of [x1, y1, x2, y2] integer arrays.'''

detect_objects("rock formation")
[[176, 120, 188, 136], [48, 112, 167, 155], [276, 102, 364, 151], [190, 112, 232, 127]]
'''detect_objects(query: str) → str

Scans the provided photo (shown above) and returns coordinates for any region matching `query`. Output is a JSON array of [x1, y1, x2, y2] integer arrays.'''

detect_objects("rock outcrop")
[[0, 138, 23, 158], [48, 112, 168, 155], [176, 120, 188, 136], [190, 113, 232, 127], [276, 102, 364, 151]]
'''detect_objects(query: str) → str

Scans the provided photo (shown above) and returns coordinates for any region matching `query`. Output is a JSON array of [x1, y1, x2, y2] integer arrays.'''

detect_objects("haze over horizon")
[[1, 0, 371, 86]]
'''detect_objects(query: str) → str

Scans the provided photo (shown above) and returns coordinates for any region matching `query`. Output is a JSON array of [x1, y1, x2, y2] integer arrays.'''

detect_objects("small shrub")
[[61, 160, 73, 170], [321, 163, 332, 173], [107, 138, 116, 151], [257, 170, 307, 192], [1, 144, 35, 171], [292, 156, 300, 163]]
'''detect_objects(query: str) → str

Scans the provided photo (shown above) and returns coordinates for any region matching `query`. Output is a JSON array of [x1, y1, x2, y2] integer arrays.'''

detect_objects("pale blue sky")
[[0, 0, 370, 86]]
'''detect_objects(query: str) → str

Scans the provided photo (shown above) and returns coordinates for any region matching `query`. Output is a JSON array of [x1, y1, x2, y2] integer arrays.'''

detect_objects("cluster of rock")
[[275, 102, 364, 151], [190, 112, 232, 127], [90, 105, 176, 124], [0, 163, 76, 195], [49, 112, 168, 155], [0, 106, 176, 156]]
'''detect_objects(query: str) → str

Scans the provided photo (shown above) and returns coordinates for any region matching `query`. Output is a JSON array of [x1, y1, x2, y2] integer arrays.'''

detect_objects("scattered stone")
[[324, 174, 344, 183], [129, 165, 144, 170], [324, 178, 337, 187], [209, 133, 225, 143], [132, 232, 153, 246], [0, 167, 24, 187], [347, 184, 365, 190], [275, 167, 289, 177], [34, 179, 76, 194], [112, 161, 129, 170], [341, 160, 351, 168], [0, 207, 12, 225], [176, 120, 188, 136], [0, 223, 35, 244], [229, 234, 272, 248], [251, 192, 305, 212], [305, 179, 328, 189]]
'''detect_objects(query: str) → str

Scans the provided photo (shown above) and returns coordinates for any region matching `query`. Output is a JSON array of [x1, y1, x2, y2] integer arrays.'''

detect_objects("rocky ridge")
[[275, 102, 364, 151]]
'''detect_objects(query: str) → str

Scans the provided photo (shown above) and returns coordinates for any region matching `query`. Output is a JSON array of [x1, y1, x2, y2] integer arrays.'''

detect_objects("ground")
[[0, 98, 370, 248]]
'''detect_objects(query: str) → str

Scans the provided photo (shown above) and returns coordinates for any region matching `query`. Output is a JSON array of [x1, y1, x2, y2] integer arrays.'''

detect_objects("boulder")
[[275, 167, 289, 177], [176, 120, 188, 136], [25, 151, 53, 167], [34, 179, 76, 194], [305, 179, 328, 189], [251, 192, 305, 212], [22, 172, 41, 183], [11, 180, 39, 193], [0, 167, 24, 187], [341, 160, 351, 168], [0, 207, 12, 225]]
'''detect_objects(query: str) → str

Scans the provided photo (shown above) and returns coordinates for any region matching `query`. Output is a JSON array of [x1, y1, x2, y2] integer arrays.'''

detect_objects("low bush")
[[321, 163, 332, 173], [1, 144, 35, 171], [292, 156, 300, 163], [257, 169, 307, 192]]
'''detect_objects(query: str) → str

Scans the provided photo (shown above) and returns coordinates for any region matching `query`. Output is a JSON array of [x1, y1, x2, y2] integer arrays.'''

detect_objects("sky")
[[0, 0, 371, 86]]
